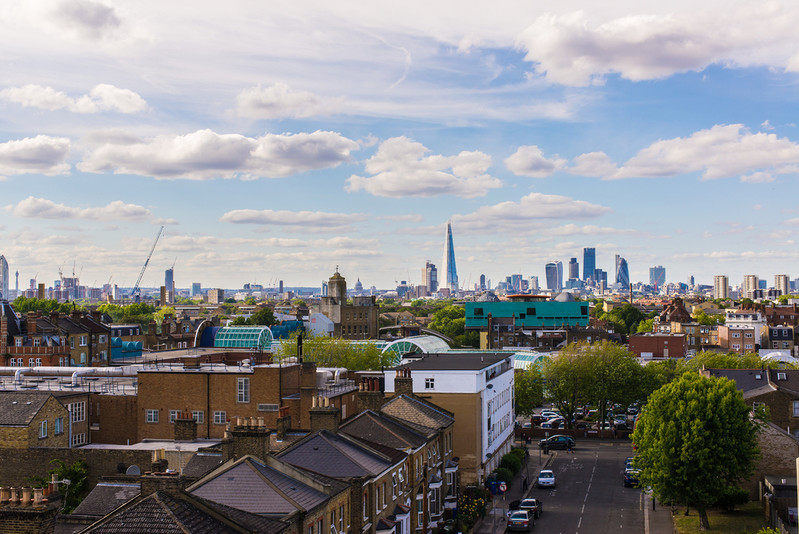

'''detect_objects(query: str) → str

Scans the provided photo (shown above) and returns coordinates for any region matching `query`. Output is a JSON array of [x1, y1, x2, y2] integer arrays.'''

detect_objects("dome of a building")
[[475, 291, 499, 302], [552, 291, 576, 302]]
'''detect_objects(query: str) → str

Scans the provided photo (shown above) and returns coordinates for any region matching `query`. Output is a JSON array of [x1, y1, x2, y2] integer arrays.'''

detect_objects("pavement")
[[473, 446, 674, 534]]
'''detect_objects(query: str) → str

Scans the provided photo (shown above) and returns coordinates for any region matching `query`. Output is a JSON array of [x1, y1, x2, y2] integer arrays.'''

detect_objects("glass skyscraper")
[[545, 261, 563, 291], [649, 265, 666, 288], [615, 255, 630, 288], [582, 247, 596, 281], [443, 222, 458, 292], [0, 255, 8, 300]]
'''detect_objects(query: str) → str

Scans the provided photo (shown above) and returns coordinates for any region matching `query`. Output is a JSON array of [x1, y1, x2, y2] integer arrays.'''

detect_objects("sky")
[[2, 0, 799, 292]]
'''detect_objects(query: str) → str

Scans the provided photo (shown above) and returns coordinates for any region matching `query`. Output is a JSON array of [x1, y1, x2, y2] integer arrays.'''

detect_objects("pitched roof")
[[0, 391, 54, 426], [277, 429, 393, 478], [72, 482, 140, 517], [188, 456, 329, 517], [78, 490, 287, 534], [182, 452, 223, 479], [339, 410, 427, 450], [380, 394, 454, 436], [703, 368, 799, 396]]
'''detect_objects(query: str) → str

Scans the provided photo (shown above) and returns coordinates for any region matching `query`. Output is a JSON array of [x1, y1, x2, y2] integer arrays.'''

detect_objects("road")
[[523, 441, 648, 534]]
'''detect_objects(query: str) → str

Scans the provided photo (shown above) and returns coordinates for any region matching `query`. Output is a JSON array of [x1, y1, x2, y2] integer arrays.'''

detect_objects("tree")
[[679, 351, 762, 372], [427, 304, 478, 347], [249, 307, 276, 326], [632, 373, 759, 530], [30, 459, 89, 513], [514, 367, 544, 417], [274, 332, 394, 370], [153, 306, 177, 325], [637, 318, 654, 333], [12, 296, 75, 315], [244, 296, 257, 305], [580, 341, 644, 431], [693, 310, 725, 326], [541, 347, 590, 427]]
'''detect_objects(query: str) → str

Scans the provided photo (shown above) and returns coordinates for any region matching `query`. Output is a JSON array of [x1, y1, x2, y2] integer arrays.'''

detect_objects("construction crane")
[[131, 226, 164, 301]]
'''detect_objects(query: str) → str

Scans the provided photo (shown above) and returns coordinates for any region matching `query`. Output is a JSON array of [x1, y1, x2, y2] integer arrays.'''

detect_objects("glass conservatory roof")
[[214, 326, 273, 351], [382, 335, 452, 359]]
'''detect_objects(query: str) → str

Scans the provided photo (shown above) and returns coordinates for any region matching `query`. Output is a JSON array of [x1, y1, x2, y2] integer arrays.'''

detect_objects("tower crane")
[[131, 226, 164, 301]]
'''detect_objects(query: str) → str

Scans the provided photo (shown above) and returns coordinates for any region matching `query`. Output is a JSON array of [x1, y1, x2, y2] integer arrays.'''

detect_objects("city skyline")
[[2, 1, 799, 289]]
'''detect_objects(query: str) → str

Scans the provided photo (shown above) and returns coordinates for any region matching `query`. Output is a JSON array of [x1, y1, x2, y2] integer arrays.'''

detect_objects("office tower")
[[649, 266, 666, 288], [583, 247, 596, 281], [423, 261, 438, 294], [442, 222, 459, 292], [529, 276, 539, 291], [321, 281, 328, 297], [165, 268, 174, 301], [615, 255, 630, 288], [511, 274, 523, 292], [14, 270, 18, 299], [775, 274, 790, 295], [688, 275, 695, 287], [279, 280, 284, 293], [191, 282, 202, 297], [479, 274, 486, 291], [742, 275, 759, 299], [545, 261, 563, 291], [0, 255, 8, 300], [713, 276, 729, 299], [568, 258, 579, 280]]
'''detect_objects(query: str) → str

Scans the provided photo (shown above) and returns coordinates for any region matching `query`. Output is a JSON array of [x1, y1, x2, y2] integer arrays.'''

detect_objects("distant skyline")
[[2, 1, 799, 289]]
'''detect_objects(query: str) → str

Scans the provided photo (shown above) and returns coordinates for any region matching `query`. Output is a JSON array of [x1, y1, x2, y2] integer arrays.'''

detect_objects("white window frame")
[[169, 410, 180, 423], [237, 377, 250, 403], [793, 401, 799, 417], [192, 410, 204, 423], [425, 378, 435, 390], [54, 417, 64, 435], [39, 420, 47, 439], [146, 409, 159, 423], [69, 402, 86, 423], [80, 335, 88, 346], [213, 411, 226, 424]]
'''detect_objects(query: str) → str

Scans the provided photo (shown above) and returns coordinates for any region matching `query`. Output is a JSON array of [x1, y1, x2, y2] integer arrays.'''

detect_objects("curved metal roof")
[[512, 351, 550, 369], [214, 326, 273, 351], [381, 336, 452, 362]]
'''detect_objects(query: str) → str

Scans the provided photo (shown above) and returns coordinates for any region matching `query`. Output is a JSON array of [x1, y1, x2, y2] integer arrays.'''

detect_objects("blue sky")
[[2, 0, 799, 291]]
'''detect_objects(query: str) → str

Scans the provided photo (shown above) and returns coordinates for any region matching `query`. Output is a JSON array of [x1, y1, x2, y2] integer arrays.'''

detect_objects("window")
[[146, 410, 159, 423], [54, 417, 64, 435], [70, 337, 75, 349], [382, 481, 386, 508], [778, 373, 787, 381], [33, 338, 40, 347], [317, 519, 323, 534], [745, 333, 753, 338], [15, 338, 21, 347], [363, 491, 368, 520], [446, 470, 457, 496], [28, 358, 34, 366], [80, 335, 87, 346], [169, 410, 180, 423], [732, 344, 740, 350], [192, 410, 204, 423], [339, 504, 345, 531], [392, 473, 398, 498], [745, 344, 753, 350], [330, 512, 336, 534], [308, 525, 313, 534], [257, 404, 279, 412], [732, 332, 740, 338], [416, 494, 424, 526], [237, 377, 250, 403], [473, 307, 484, 316], [213, 411, 226, 424], [39, 420, 47, 439], [69, 402, 86, 423], [425, 378, 435, 390], [35, 358, 41, 366], [71, 433, 87, 446], [98, 335, 106, 344]]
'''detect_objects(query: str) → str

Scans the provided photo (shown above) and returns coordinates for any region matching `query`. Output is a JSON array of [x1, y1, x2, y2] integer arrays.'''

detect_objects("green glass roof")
[[513, 351, 549, 369], [214, 326, 273, 351], [382, 335, 452, 363]]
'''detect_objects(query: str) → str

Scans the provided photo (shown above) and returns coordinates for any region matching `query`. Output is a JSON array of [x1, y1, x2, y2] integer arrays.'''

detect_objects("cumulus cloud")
[[237, 83, 340, 119], [613, 124, 799, 180], [219, 208, 368, 233], [0, 135, 70, 177], [9, 196, 150, 221], [548, 224, 639, 236], [0, 84, 146, 113], [79, 129, 359, 180], [517, 7, 799, 86], [740, 171, 775, 184], [452, 192, 611, 233], [378, 214, 424, 222], [568, 151, 618, 177], [505, 145, 566, 177], [51, 0, 122, 41], [346, 137, 501, 198]]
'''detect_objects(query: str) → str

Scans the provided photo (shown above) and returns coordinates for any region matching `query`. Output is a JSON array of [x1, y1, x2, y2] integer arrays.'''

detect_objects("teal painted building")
[[464, 300, 589, 329]]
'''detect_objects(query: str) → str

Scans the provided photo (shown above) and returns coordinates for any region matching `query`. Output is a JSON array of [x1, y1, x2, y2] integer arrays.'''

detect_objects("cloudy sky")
[[2, 0, 799, 292]]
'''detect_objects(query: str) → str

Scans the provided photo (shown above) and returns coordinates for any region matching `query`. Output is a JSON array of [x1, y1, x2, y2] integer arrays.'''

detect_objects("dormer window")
[[778, 373, 787, 381]]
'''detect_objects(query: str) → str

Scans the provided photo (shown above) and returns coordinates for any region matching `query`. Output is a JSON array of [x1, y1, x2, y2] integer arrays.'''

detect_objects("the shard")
[[442, 222, 459, 293]]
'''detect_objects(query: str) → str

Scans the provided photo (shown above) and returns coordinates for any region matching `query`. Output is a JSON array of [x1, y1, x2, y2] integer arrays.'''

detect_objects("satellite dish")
[[125, 465, 141, 475]]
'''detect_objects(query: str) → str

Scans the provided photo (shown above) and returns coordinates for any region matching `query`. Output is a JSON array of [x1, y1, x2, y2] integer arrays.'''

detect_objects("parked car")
[[538, 469, 556, 488], [538, 435, 575, 450], [518, 498, 543, 519], [506, 510, 532, 532], [541, 410, 560, 419], [623, 469, 639, 487]]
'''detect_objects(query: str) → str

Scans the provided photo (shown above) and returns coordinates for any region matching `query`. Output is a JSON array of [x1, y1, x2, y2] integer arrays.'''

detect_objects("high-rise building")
[[479, 274, 486, 291], [568, 258, 579, 280], [14, 270, 18, 299], [775, 274, 790, 296], [0, 255, 8, 300], [615, 255, 630, 288], [423, 261, 438, 294], [165, 268, 174, 303], [545, 261, 563, 291], [742, 275, 759, 299], [442, 222, 458, 293], [649, 266, 666, 288], [510, 274, 523, 292], [713, 275, 729, 299], [583, 248, 596, 281], [529, 276, 539, 292], [191, 282, 202, 297]]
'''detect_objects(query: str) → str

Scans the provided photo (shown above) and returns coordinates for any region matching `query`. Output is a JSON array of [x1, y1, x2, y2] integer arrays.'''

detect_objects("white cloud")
[[613, 124, 799, 180], [0, 136, 70, 176], [79, 129, 359, 180], [452, 192, 611, 233], [51, 0, 122, 41], [9, 196, 150, 221], [740, 172, 775, 184], [0, 84, 146, 113], [517, 6, 799, 86], [548, 224, 639, 236], [346, 137, 501, 198], [505, 145, 566, 177], [377, 214, 424, 222], [219, 209, 368, 233], [568, 151, 618, 177], [153, 218, 179, 226], [237, 83, 340, 119]]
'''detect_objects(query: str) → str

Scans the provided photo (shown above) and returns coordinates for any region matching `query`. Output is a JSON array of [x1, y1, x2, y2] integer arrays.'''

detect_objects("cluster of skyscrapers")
[[541, 248, 629, 292]]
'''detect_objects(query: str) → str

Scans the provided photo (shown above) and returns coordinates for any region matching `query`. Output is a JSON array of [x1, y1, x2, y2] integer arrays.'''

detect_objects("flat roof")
[[396, 352, 510, 371]]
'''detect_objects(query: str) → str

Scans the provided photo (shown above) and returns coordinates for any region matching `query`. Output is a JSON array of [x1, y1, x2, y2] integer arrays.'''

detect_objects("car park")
[[538, 469, 556, 488], [506, 510, 532, 532], [538, 435, 575, 450], [518, 498, 543, 519]]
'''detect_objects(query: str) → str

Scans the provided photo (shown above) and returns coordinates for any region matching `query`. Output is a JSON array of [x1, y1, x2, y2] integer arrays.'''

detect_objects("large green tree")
[[274, 332, 394, 370], [12, 296, 75, 315], [581, 341, 644, 432], [541, 346, 591, 427], [632, 373, 760, 530], [427, 304, 479, 347], [514, 367, 544, 417]]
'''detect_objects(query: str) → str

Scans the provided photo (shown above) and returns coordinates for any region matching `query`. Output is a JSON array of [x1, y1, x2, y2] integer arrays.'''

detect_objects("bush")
[[715, 486, 749, 512], [458, 486, 488, 531], [500, 453, 522, 475], [495, 467, 514, 486], [510, 447, 526, 461]]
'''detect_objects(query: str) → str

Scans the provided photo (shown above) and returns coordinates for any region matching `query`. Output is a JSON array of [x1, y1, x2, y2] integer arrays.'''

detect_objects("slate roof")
[[397, 352, 508, 371], [183, 452, 223, 478], [0, 391, 53, 426], [78, 490, 287, 534], [277, 429, 393, 478], [339, 410, 428, 450], [380, 394, 454, 436], [71, 482, 140, 517], [704, 368, 799, 396], [189, 456, 329, 516]]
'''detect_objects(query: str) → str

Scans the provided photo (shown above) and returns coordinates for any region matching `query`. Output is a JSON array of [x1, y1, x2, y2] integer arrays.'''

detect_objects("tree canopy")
[[514, 367, 544, 417], [427, 305, 479, 347], [274, 332, 394, 371], [96, 302, 157, 325], [12, 296, 76, 315], [632, 373, 760, 530], [596, 304, 652, 337]]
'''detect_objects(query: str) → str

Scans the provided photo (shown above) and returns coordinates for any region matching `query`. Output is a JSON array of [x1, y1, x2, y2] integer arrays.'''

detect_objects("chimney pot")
[[21, 487, 31, 506], [33, 487, 43, 506]]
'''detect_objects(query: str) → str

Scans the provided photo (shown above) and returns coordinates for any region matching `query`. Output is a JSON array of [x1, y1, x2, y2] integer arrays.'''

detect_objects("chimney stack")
[[309, 395, 341, 433], [174, 410, 197, 441], [394, 367, 414, 396], [357, 376, 384, 413], [276, 406, 291, 440], [221, 416, 271, 462]]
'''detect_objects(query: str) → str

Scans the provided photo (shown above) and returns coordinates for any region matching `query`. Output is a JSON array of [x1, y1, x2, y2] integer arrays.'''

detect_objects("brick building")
[[627, 333, 686, 360], [0, 391, 90, 449]]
